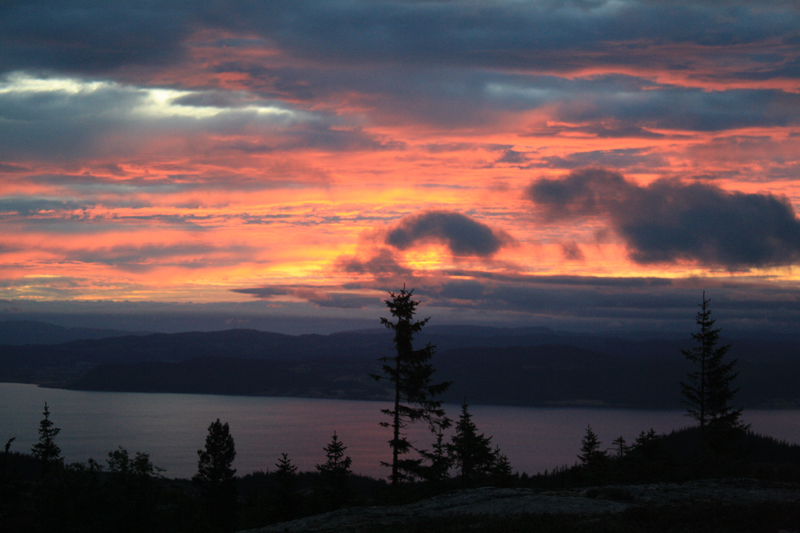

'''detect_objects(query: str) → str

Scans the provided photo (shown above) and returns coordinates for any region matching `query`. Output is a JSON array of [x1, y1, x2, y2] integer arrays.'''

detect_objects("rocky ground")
[[240, 479, 800, 533]]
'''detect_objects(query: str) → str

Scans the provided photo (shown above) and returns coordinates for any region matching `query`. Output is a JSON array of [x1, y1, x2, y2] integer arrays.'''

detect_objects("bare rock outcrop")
[[239, 479, 800, 533]]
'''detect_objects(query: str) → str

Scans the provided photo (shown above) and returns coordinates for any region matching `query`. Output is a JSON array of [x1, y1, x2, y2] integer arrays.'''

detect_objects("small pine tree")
[[448, 402, 497, 485], [315, 432, 353, 510], [490, 447, 514, 486], [578, 425, 608, 484], [625, 429, 673, 483], [194, 419, 237, 532], [106, 447, 164, 531], [276, 452, 298, 481], [275, 453, 299, 521], [418, 428, 452, 485], [31, 402, 62, 475], [578, 425, 608, 466], [611, 436, 628, 458]]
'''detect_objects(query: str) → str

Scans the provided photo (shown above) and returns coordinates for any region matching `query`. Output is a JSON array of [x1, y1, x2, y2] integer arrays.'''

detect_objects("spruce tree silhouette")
[[578, 425, 606, 467], [577, 424, 609, 484], [31, 402, 61, 477], [315, 431, 353, 510], [680, 292, 749, 473], [448, 401, 497, 485], [194, 419, 237, 532], [418, 428, 452, 485], [371, 286, 451, 485], [275, 453, 299, 521]]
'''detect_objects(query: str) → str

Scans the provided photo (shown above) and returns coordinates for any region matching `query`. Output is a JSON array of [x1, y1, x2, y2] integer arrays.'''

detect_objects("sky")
[[2, 0, 800, 335]]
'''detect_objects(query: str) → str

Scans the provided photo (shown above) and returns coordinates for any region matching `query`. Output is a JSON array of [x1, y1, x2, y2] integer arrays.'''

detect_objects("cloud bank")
[[527, 167, 800, 268], [2, 0, 800, 332]]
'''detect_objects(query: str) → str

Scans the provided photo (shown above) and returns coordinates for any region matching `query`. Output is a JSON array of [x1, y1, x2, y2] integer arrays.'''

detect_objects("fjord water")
[[3, 382, 800, 479]]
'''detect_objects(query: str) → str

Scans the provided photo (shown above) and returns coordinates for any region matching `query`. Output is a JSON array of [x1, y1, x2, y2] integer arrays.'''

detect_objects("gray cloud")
[[561, 241, 585, 261], [537, 148, 668, 171], [4, 1, 798, 78], [230, 285, 378, 309], [309, 293, 379, 309], [338, 248, 412, 277], [230, 287, 290, 298], [0, 1, 193, 74], [6, 274, 800, 336], [526, 167, 630, 221], [66, 243, 253, 272], [496, 150, 529, 165], [406, 273, 800, 335], [0, 197, 92, 216], [1, 2, 798, 134], [0, 73, 396, 165], [385, 210, 512, 257], [551, 86, 800, 132], [526, 167, 800, 268]]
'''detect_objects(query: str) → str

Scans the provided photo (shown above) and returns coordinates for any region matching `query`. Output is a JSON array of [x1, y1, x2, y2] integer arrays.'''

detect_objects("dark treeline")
[[4, 290, 800, 532]]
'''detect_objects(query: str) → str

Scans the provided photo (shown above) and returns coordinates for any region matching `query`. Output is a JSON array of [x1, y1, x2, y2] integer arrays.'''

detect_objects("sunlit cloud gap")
[[0, 72, 298, 120]]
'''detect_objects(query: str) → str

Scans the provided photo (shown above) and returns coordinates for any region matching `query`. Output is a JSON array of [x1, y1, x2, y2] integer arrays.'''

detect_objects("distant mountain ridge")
[[2, 320, 800, 408], [0, 320, 148, 345]]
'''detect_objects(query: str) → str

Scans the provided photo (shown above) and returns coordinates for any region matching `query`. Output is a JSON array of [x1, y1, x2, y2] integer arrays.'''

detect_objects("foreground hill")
[[239, 480, 800, 533]]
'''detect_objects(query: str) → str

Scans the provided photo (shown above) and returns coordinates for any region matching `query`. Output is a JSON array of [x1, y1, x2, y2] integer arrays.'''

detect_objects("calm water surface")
[[3, 382, 799, 479]]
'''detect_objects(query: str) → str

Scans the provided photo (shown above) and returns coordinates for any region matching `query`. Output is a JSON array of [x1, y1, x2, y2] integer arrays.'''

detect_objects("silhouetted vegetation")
[[315, 432, 353, 511], [447, 401, 502, 486], [681, 293, 750, 476], [31, 402, 61, 478], [1, 429, 205, 532], [5, 291, 800, 532], [193, 419, 238, 532], [371, 286, 452, 485]]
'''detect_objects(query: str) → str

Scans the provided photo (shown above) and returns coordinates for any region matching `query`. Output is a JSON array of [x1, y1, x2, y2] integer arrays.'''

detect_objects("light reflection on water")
[[3, 382, 799, 479]]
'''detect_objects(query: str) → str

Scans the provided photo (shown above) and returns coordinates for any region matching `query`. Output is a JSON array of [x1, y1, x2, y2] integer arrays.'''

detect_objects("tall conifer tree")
[[681, 293, 747, 441], [681, 293, 749, 474], [371, 286, 451, 485]]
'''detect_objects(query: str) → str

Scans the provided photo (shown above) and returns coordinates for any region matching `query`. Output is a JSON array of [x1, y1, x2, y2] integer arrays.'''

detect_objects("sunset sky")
[[2, 0, 800, 334]]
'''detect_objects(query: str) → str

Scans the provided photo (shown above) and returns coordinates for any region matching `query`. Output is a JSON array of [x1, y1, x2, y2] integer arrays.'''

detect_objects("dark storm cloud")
[[385, 211, 512, 257], [526, 167, 800, 268], [1, 1, 798, 133], [551, 87, 800, 132], [4, 1, 798, 77], [213, 1, 799, 72], [0, 1, 193, 74]]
